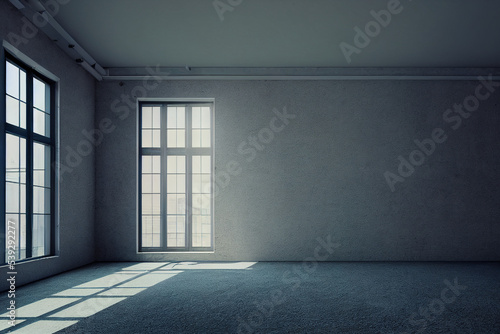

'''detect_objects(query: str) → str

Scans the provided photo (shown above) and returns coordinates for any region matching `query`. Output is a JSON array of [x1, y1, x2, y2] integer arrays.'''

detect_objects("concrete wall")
[[95, 79, 500, 262], [0, 1, 95, 291]]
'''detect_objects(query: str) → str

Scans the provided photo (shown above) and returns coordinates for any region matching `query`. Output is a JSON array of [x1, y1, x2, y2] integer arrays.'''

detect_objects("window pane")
[[167, 106, 185, 129], [6, 134, 20, 183], [201, 174, 211, 194], [192, 233, 201, 247], [177, 216, 185, 232], [141, 174, 160, 194], [201, 129, 211, 148], [192, 107, 211, 148], [177, 234, 186, 247], [167, 234, 176, 247], [20, 102, 26, 129], [6, 61, 19, 99], [192, 129, 200, 148], [142, 216, 160, 247], [5, 214, 27, 261], [166, 175, 185, 194], [6, 95, 19, 127], [167, 107, 177, 128], [167, 194, 185, 215], [33, 77, 47, 111], [167, 156, 185, 174], [192, 157, 211, 188], [201, 156, 211, 173], [20, 185, 26, 214], [142, 106, 152, 129], [166, 232, 185, 248], [152, 130, 160, 147], [201, 107, 211, 129], [142, 174, 152, 193], [167, 175, 176, 193], [142, 156, 152, 173], [192, 174, 201, 193], [6, 182, 19, 213], [32, 215, 43, 257], [142, 194, 160, 215], [142, 130, 160, 148], [192, 215, 201, 234], [191, 155, 212, 247], [177, 157, 185, 173], [142, 194, 152, 215], [176, 108, 185, 128], [142, 130, 152, 147], [142, 218, 152, 247], [192, 215, 212, 248], [20, 70, 26, 102], [201, 234, 211, 247], [152, 234, 160, 247], [176, 130, 185, 147], [33, 143, 45, 170], [152, 107, 161, 128], [34, 109, 50, 136], [20, 137, 26, 184], [167, 130, 175, 147], [192, 107, 201, 128], [152, 174, 161, 193], [34, 142, 51, 187], [143, 216, 153, 234], [6, 134, 27, 221], [141, 152, 161, 230], [192, 156, 200, 174], [176, 175, 185, 193], [192, 194, 210, 215], [33, 186, 44, 214], [152, 156, 161, 173], [152, 194, 160, 214], [142, 156, 161, 174], [33, 186, 50, 214], [167, 216, 176, 232], [32, 214, 50, 257], [167, 129, 185, 148]]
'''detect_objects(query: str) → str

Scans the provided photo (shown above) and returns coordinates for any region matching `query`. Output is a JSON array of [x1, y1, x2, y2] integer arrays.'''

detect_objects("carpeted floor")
[[0, 262, 499, 333]]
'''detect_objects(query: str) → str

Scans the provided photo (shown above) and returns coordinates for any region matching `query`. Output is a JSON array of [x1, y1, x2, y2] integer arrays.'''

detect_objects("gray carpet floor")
[[1, 262, 499, 333]]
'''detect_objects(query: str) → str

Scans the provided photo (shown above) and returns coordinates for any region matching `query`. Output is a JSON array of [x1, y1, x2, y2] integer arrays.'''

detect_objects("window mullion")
[[25, 69, 33, 258], [186, 105, 192, 251], [160, 104, 167, 250]]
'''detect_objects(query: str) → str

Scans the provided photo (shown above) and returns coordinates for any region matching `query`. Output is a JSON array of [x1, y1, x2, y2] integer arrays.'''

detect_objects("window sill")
[[0, 255, 59, 268]]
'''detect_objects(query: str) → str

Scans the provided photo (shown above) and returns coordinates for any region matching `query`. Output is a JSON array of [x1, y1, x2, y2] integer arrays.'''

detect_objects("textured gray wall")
[[95, 79, 500, 261], [0, 1, 95, 291]]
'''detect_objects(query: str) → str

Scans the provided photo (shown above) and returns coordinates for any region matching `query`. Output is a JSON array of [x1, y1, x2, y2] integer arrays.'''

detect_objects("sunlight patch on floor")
[[8, 320, 78, 333], [0, 298, 80, 318], [49, 297, 127, 318], [161, 262, 257, 270]]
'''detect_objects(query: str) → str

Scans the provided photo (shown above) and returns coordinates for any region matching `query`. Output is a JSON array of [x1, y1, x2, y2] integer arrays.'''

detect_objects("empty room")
[[0, 0, 499, 333]]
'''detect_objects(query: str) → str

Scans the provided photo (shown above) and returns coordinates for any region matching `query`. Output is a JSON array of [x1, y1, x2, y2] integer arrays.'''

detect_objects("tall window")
[[3, 55, 55, 263], [139, 102, 213, 251]]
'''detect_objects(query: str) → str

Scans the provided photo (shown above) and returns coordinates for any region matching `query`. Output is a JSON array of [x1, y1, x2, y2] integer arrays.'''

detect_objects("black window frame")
[[138, 101, 214, 252], [1, 51, 56, 264]]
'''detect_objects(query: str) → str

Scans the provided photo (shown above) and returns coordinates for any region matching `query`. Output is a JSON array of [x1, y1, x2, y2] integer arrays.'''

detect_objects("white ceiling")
[[46, 0, 500, 68]]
